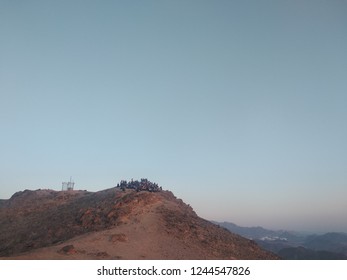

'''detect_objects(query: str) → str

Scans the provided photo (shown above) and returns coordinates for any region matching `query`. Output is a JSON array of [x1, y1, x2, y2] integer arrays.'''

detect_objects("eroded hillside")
[[0, 186, 279, 259]]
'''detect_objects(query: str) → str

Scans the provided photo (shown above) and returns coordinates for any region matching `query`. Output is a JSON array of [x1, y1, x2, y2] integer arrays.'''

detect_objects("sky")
[[1, 0, 346, 233]]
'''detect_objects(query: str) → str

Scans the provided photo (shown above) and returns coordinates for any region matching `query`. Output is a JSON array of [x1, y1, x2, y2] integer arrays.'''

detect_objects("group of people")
[[116, 178, 162, 192]]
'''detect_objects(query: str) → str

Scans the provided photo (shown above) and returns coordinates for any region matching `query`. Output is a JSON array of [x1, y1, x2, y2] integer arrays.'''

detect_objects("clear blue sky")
[[1, 0, 346, 232]]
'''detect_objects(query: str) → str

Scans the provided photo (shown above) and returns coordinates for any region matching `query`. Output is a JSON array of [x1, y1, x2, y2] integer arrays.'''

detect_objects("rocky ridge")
[[0, 185, 279, 259]]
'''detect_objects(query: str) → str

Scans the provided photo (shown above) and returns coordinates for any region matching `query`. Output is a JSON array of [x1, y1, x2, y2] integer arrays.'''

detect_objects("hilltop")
[[0, 181, 278, 260]]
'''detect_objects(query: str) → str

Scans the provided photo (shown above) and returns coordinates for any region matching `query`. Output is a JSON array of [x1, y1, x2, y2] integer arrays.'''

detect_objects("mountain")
[[0, 199, 6, 208], [303, 232, 347, 255], [278, 246, 347, 260], [213, 221, 278, 239], [213, 221, 306, 244], [214, 221, 347, 260], [0, 183, 278, 260]]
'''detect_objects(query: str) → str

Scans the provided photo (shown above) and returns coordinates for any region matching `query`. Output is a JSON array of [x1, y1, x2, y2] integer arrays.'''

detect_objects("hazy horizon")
[[1, 1, 346, 233]]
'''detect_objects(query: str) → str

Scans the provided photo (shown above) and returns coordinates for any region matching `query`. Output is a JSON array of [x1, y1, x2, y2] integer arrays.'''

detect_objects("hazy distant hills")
[[278, 246, 347, 260], [0, 200, 6, 208], [214, 221, 347, 260], [213, 221, 305, 241], [0, 184, 278, 260], [304, 233, 347, 255]]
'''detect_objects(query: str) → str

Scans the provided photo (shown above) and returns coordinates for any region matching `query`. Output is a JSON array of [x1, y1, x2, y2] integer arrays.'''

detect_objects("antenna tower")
[[62, 177, 75, 191]]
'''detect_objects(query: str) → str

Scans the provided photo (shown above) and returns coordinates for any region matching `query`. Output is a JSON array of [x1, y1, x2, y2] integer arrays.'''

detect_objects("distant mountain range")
[[0, 200, 5, 207], [213, 221, 347, 260]]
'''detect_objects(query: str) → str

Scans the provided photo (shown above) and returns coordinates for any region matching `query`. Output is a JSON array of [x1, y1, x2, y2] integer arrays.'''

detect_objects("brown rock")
[[58, 245, 77, 255], [109, 233, 128, 243]]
